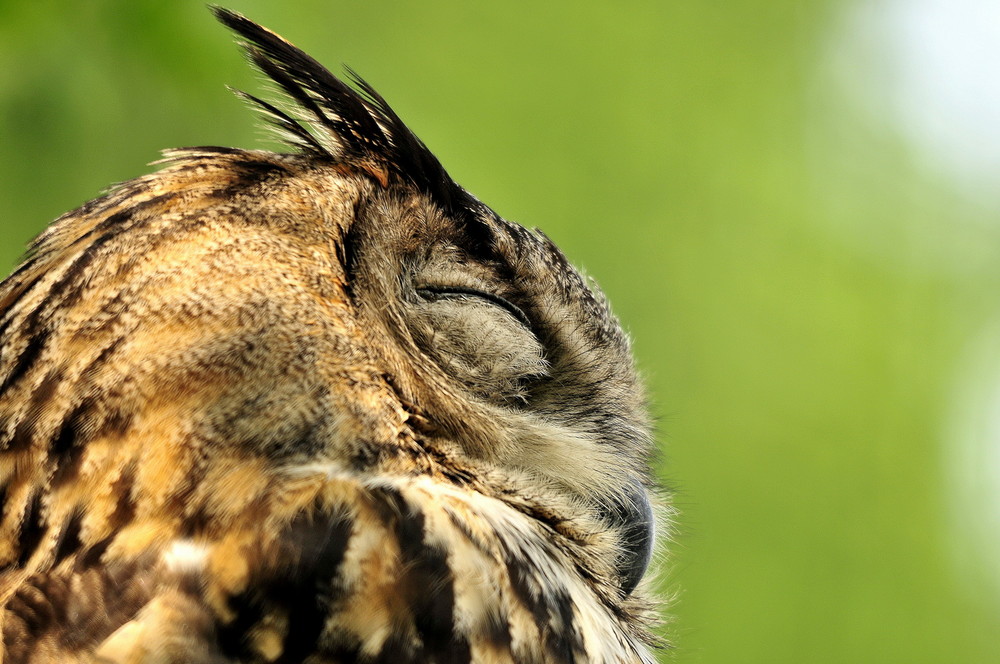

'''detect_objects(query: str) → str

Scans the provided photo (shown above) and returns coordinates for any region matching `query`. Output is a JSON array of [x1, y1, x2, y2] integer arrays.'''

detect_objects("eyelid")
[[416, 286, 533, 330]]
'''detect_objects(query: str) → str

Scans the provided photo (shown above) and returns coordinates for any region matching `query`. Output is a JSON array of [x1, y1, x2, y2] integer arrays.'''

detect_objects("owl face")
[[0, 8, 662, 662], [349, 178, 657, 591]]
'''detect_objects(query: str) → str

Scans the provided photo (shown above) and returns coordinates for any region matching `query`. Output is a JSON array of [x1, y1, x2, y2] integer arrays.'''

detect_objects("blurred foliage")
[[2, 1, 999, 662]]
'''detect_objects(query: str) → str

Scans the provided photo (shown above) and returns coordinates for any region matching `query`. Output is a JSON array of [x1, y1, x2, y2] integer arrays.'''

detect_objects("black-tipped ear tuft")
[[211, 6, 476, 216]]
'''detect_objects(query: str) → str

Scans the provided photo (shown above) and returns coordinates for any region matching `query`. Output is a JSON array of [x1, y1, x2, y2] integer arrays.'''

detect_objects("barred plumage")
[[0, 8, 665, 663]]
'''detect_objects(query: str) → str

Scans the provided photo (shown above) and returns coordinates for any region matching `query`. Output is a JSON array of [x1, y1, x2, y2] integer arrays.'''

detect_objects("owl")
[[0, 8, 665, 663]]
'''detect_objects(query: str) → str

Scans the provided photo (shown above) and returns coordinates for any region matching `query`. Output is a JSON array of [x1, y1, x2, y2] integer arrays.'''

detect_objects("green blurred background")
[[2, 1, 999, 661]]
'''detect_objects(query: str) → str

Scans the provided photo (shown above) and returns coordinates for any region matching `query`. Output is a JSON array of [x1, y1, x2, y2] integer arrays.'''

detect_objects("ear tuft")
[[211, 6, 477, 216]]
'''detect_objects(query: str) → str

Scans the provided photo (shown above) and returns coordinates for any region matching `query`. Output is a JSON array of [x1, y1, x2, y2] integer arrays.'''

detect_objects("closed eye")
[[415, 286, 533, 331]]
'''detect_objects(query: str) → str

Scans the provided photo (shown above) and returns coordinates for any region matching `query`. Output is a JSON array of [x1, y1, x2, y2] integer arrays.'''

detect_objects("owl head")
[[0, 8, 664, 661]]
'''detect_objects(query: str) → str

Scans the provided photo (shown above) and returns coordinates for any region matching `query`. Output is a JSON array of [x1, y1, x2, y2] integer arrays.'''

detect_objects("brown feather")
[[0, 9, 666, 663]]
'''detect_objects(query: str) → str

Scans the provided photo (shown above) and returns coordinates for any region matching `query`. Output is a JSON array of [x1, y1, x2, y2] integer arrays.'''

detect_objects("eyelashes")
[[415, 286, 533, 331]]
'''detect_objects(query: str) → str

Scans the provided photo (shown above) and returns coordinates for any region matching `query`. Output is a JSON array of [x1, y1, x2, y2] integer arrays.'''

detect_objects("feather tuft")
[[211, 6, 477, 216]]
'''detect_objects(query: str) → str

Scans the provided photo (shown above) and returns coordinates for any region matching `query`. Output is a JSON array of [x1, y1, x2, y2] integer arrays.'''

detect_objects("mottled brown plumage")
[[0, 8, 665, 663]]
